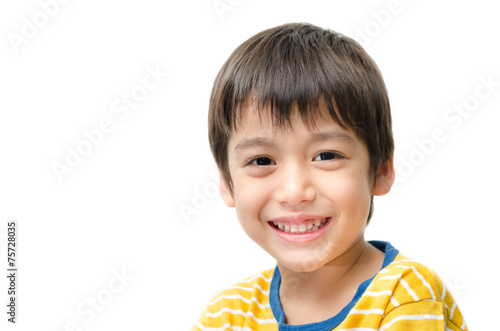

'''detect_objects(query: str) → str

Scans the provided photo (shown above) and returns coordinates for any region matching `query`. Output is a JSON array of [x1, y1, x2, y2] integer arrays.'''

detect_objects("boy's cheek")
[[318, 174, 369, 196]]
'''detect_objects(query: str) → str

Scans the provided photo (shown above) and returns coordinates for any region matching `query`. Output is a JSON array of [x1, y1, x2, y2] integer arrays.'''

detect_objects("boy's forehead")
[[233, 102, 348, 137], [227, 106, 361, 157]]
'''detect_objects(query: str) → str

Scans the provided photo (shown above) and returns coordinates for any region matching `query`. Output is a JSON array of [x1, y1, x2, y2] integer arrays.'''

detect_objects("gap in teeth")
[[272, 218, 329, 233]]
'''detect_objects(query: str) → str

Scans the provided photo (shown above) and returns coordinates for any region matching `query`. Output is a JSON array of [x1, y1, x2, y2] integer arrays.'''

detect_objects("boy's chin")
[[277, 254, 327, 273]]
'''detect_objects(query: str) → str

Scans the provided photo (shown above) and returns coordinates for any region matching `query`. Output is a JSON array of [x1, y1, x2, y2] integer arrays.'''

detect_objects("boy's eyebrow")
[[234, 131, 355, 153], [309, 131, 356, 145], [234, 137, 274, 153]]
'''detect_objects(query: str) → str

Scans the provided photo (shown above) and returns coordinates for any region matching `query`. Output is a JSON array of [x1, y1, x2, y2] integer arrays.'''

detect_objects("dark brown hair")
[[208, 23, 394, 221]]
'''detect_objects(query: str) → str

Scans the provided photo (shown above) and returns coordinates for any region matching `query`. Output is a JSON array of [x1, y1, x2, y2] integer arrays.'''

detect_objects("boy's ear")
[[219, 170, 235, 207], [371, 155, 396, 196]]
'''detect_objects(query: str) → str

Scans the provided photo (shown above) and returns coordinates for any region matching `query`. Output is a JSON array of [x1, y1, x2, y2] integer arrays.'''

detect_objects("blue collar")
[[269, 241, 399, 330]]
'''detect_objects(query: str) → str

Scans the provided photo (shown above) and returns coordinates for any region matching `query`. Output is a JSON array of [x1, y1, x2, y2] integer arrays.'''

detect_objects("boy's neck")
[[277, 239, 385, 325]]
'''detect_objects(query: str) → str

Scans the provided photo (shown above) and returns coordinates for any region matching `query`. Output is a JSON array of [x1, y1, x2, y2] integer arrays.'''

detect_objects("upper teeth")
[[272, 218, 328, 233]]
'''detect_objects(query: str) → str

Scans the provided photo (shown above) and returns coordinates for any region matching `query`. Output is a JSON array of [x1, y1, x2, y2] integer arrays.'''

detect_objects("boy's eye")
[[313, 152, 339, 161], [249, 157, 275, 166]]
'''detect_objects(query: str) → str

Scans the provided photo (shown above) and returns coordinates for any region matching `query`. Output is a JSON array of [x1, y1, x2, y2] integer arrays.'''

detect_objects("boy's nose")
[[273, 164, 317, 206]]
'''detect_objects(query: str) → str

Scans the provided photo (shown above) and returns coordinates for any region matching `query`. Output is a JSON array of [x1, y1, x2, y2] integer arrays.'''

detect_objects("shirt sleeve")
[[191, 309, 207, 331], [378, 300, 467, 331]]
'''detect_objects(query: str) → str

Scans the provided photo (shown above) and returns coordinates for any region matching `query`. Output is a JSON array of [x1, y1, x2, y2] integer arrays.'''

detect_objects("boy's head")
[[209, 23, 394, 223]]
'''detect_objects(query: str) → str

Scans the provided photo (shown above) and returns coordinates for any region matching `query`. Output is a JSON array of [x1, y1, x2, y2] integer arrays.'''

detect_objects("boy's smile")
[[268, 214, 332, 242], [220, 106, 394, 273]]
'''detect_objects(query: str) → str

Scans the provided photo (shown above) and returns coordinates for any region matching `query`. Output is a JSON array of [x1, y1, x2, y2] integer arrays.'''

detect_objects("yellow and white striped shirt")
[[193, 241, 467, 330]]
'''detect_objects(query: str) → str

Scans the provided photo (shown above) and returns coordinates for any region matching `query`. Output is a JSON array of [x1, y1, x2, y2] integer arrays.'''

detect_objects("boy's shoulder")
[[370, 252, 449, 305], [207, 268, 276, 312], [361, 252, 468, 330], [193, 268, 278, 330]]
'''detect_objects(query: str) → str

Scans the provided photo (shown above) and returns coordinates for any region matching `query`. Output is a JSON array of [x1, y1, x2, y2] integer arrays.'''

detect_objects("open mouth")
[[269, 217, 331, 234]]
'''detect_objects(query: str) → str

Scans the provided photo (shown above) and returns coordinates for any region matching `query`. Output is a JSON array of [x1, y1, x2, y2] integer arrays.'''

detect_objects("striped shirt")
[[192, 241, 467, 330]]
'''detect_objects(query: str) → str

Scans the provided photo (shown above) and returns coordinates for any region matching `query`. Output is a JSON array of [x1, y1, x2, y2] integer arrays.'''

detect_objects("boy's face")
[[220, 106, 394, 273]]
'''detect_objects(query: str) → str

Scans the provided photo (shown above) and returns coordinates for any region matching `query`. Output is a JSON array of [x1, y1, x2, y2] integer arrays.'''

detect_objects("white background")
[[1, 0, 499, 330]]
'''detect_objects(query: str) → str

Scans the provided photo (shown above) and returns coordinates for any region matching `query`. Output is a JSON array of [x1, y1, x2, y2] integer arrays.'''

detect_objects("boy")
[[194, 23, 467, 330]]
